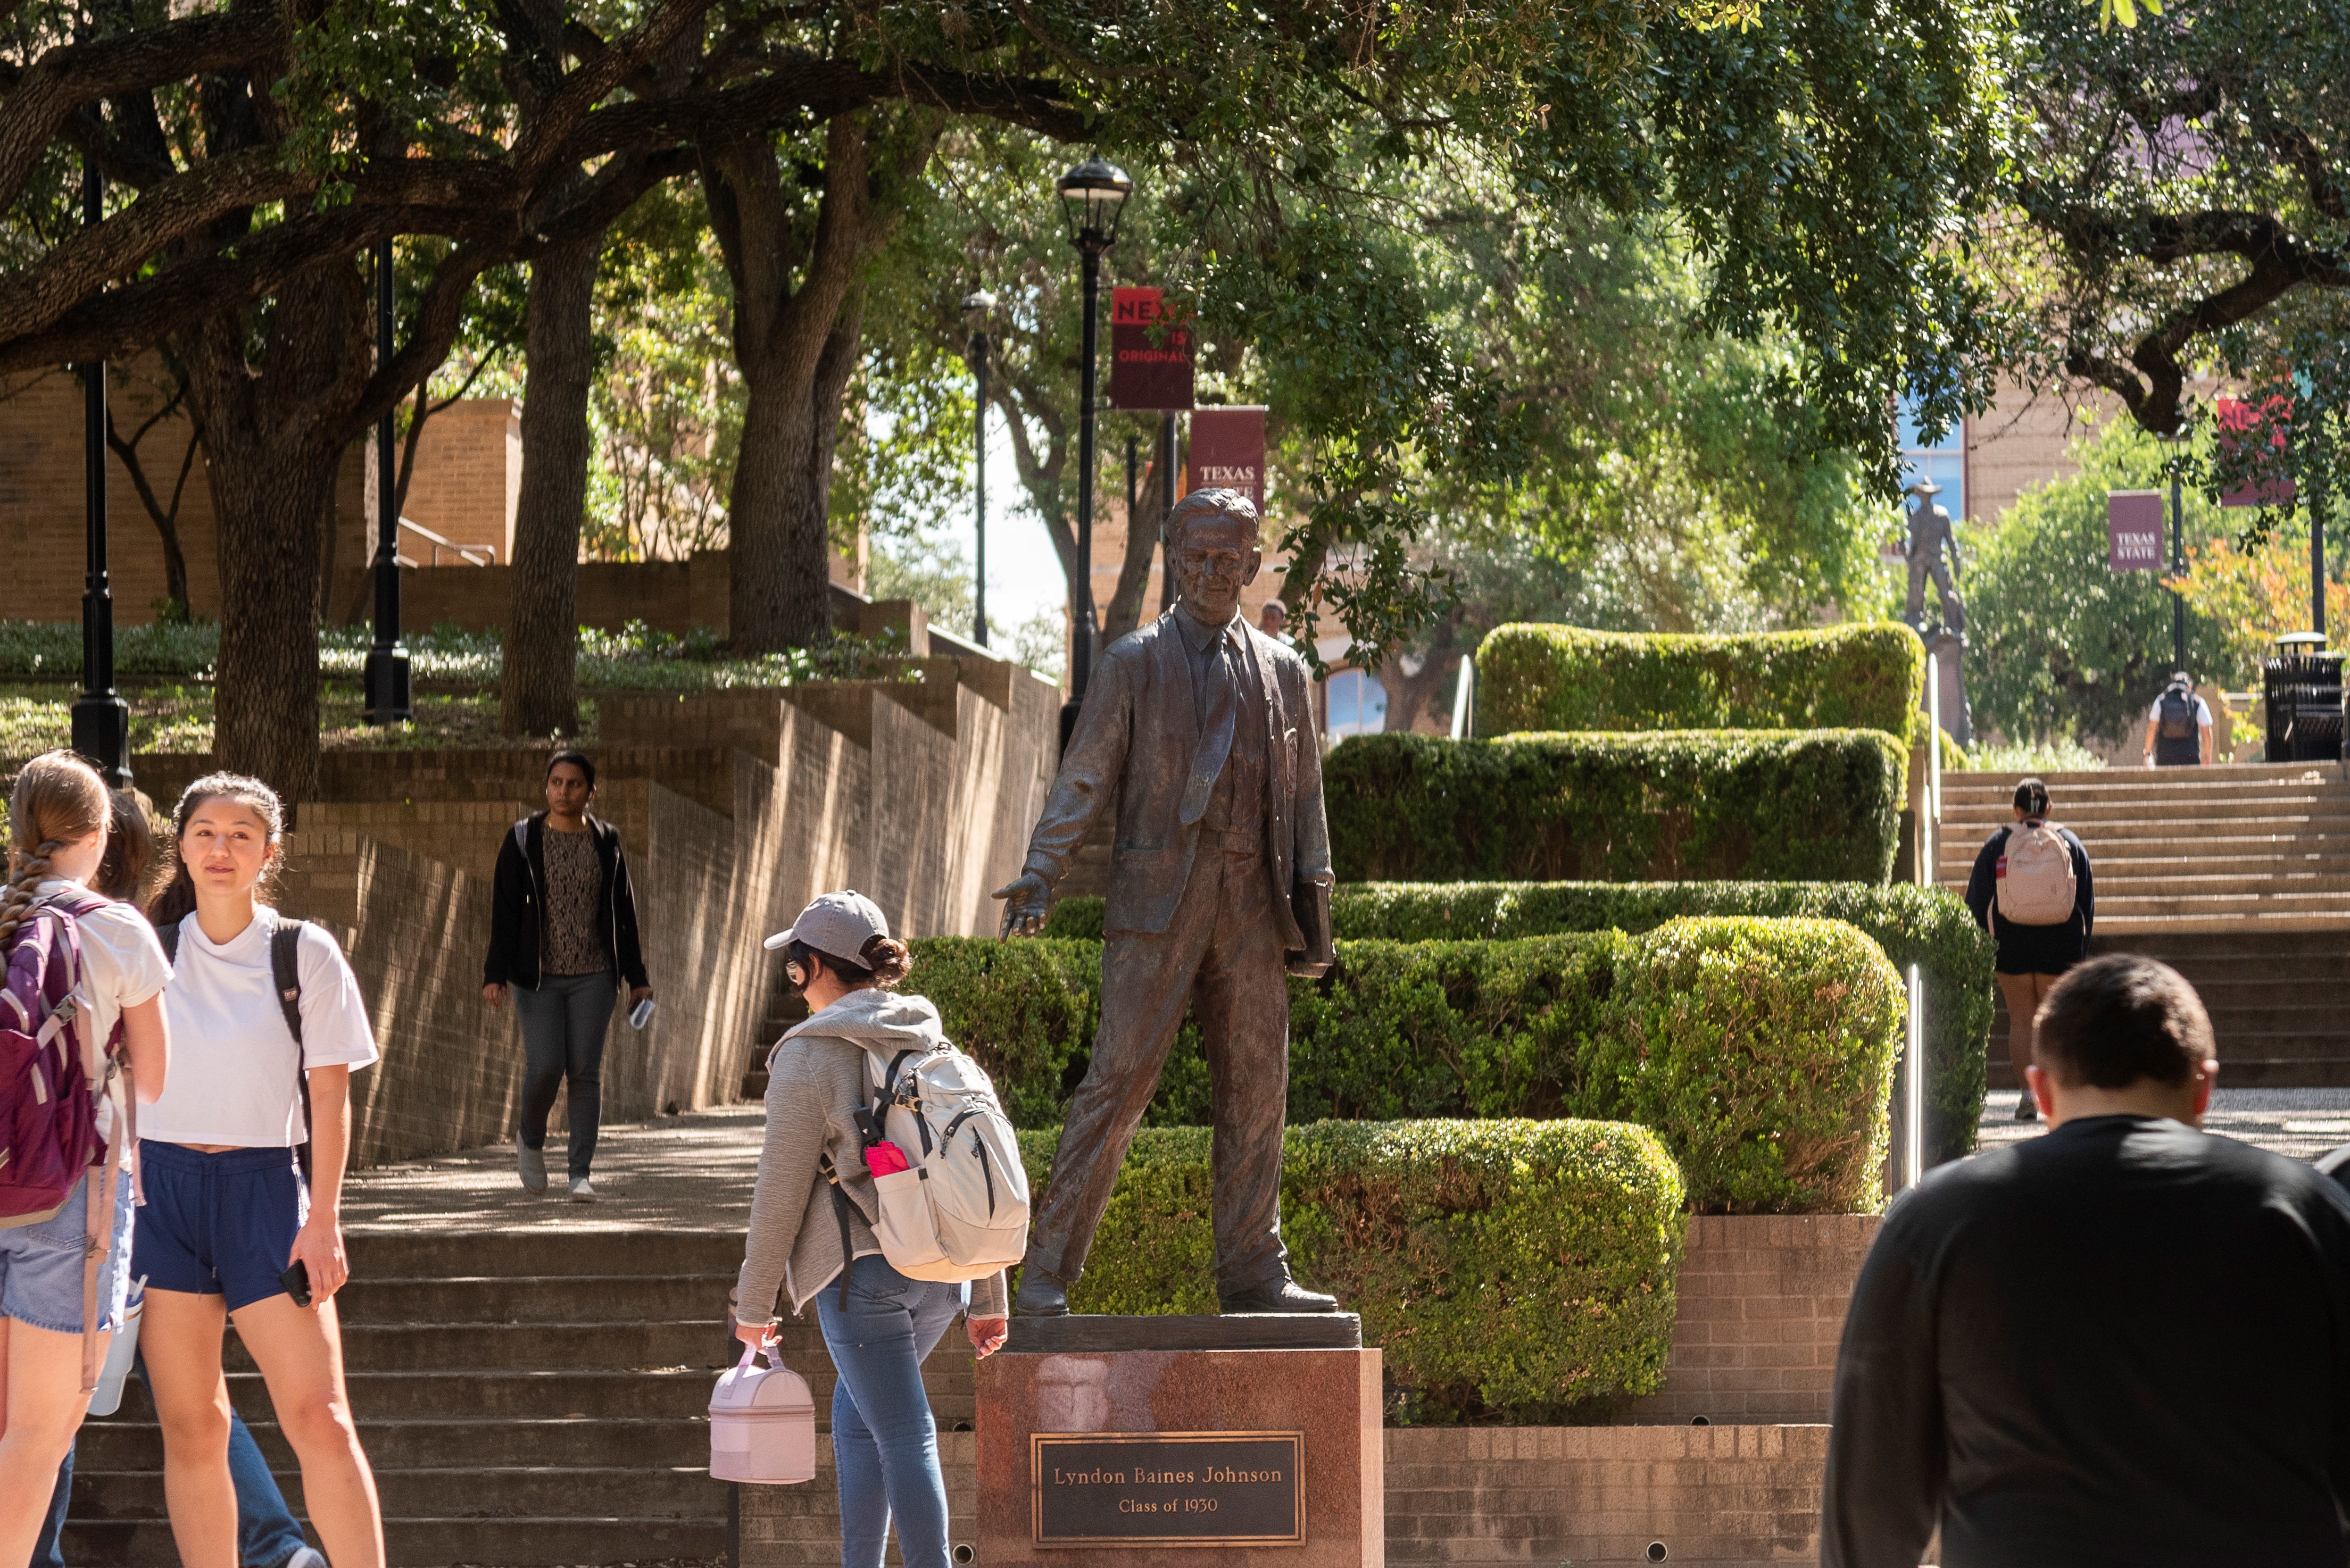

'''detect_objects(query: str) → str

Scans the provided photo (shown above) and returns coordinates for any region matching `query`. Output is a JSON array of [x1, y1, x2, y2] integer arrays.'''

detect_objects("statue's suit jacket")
[[1022, 610, 1334, 937]]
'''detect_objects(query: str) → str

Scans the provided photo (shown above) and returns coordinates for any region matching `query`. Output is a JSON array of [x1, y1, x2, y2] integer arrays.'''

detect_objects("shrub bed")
[[1323, 730, 1905, 885], [1476, 622, 1922, 737], [1015, 1119, 1686, 1424], [916, 918, 1903, 1213], [1047, 880, 1986, 1161]]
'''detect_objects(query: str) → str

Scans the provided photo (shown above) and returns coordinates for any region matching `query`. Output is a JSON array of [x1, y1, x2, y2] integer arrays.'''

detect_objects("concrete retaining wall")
[[247, 660, 1057, 1169]]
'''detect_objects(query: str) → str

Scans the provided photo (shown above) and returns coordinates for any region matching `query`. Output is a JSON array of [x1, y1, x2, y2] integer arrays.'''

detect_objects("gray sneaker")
[[2013, 1089, 2040, 1123], [516, 1133, 548, 1194], [282, 1548, 328, 1568], [570, 1176, 598, 1203]]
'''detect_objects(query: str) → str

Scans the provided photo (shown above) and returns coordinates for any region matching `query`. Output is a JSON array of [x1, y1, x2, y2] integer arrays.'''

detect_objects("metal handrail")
[[395, 516, 496, 567]]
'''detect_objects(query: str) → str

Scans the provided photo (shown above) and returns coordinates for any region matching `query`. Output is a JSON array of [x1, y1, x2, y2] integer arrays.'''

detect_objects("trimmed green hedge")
[[1015, 1120, 1685, 1424], [915, 917, 1903, 1213], [1323, 730, 1905, 885], [1476, 622, 1923, 737], [1047, 879, 1990, 1163]]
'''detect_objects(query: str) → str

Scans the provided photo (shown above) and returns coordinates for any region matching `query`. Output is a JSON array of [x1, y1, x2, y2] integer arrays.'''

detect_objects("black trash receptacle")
[[2262, 633, 2345, 762]]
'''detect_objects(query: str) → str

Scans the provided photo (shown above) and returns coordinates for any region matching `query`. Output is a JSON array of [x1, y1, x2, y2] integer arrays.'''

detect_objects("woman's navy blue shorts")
[[131, 1141, 307, 1311]]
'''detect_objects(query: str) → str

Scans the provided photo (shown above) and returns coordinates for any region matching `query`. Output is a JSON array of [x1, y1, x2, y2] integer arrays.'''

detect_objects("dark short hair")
[[2034, 954, 2214, 1089], [2013, 776, 2049, 816], [546, 749, 596, 789]]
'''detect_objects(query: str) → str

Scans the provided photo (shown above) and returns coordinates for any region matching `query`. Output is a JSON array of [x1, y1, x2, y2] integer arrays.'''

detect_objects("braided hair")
[[147, 772, 285, 932], [1, 750, 111, 947]]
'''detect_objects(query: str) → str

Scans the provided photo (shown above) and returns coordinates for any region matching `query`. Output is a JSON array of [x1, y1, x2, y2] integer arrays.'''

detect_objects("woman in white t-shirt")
[[135, 773, 385, 1568], [0, 752, 171, 1566]]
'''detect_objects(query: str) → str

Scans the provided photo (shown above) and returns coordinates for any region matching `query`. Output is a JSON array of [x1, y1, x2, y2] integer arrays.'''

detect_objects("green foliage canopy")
[[1475, 623, 1923, 736]]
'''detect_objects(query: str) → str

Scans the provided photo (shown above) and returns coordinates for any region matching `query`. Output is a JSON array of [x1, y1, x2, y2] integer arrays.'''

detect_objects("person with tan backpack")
[[1964, 777, 2095, 1124]]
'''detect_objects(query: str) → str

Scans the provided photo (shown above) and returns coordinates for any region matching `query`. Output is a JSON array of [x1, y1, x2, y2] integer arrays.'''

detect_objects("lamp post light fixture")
[[71, 155, 130, 788], [1054, 155, 1133, 720], [963, 290, 996, 649], [364, 237, 413, 724]]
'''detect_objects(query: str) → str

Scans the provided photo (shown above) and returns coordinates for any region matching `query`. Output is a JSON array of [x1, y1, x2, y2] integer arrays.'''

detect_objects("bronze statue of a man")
[[1903, 479, 1966, 635], [994, 487, 1339, 1316]]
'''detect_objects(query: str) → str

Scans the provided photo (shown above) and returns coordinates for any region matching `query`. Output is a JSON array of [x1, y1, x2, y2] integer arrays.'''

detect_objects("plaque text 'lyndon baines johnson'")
[[1032, 1432, 1305, 1547]]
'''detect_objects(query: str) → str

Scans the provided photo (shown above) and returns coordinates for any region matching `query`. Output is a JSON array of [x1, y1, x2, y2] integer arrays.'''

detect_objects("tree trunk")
[[1101, 424, 1172, 647], [179, 265, 367, 805], [705, 111, 939, 652], [503, 232, 600, 737], [200, 418, 336, 802]]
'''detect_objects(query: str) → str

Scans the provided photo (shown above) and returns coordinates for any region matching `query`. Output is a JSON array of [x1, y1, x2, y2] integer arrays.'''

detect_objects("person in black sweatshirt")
[[1964, 775, 2094, 1123], [1823, 953, 2350, 1568]]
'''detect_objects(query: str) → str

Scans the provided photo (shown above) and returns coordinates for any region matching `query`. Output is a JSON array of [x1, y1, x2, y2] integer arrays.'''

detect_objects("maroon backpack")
[[0, 887, 134, 1389]]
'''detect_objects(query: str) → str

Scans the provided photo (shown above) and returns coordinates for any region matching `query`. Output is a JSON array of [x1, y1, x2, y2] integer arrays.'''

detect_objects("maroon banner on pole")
[[2107, 490, 2164, 571], [1108, 287, 1194, 411], [1186, 407, 1267, 519], [2216, 395, 2297, 506]]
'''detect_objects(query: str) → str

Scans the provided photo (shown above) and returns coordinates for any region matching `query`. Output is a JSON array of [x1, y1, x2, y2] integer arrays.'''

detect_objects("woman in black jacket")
[[482, 750, 651, 1200], [1963, 777, 2094, 1125]]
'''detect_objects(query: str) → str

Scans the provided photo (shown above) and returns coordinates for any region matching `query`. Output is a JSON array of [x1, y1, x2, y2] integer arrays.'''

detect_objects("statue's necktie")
[[1180, 631, 1239, 826]]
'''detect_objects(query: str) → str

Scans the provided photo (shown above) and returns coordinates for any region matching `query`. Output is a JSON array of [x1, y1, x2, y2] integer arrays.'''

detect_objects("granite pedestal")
[[975, 1315, 1381, 1567]]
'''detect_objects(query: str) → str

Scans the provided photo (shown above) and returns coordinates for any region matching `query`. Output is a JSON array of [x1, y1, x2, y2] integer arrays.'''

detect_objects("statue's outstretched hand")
[[993, 872, 1053, 939]]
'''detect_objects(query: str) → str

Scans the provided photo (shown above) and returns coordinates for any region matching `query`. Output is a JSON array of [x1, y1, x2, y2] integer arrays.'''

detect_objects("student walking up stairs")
[[1938, 765, 2350, 1086]]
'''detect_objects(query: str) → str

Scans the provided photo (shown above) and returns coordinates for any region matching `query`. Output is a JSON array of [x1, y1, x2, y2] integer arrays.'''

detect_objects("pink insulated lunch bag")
[[710, 1339, 816, 1484]]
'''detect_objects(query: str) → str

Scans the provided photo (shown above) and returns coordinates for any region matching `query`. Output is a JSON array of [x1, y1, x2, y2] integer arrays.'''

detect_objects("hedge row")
[[914, 917, 1905, 1213], [1013, 1119, 1687, 1424], [1045, 879, 1991, 1163], [1323, 730, 1905, 886], [1475, 622, 1923, 738]]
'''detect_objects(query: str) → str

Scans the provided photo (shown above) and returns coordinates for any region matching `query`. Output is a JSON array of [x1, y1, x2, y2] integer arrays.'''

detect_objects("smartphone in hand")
[[280, 1260, 313, 1308]]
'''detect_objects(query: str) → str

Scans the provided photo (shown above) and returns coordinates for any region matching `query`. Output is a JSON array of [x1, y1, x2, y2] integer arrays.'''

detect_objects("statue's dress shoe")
[[1014, 1271, 1070, 1316], [1218, 1279, 1340, 1314]]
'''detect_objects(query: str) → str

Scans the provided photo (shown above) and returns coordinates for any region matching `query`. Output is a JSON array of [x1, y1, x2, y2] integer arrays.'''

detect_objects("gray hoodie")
[[734, 987, 1010, 1321]]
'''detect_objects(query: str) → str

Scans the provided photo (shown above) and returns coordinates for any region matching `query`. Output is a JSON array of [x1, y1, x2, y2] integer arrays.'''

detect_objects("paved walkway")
[[1976, 1087, 2350, 1161], [342, 1105, 767, 1235], [341, 1090, 2350, 1238]]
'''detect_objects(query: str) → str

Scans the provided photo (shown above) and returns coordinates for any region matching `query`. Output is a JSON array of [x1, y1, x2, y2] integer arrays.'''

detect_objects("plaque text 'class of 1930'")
[[1031, 1432, 1304, 1547]]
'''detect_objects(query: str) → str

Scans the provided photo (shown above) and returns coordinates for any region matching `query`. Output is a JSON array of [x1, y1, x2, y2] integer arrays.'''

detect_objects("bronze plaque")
[[1031, 1431, 1304, 1547]]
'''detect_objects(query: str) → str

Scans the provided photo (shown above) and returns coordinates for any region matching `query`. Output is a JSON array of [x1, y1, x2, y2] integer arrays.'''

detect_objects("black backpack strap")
[[271, 920, 312, 1188], [820, 1153, 856, 1310], [158, 919, 179, 965]]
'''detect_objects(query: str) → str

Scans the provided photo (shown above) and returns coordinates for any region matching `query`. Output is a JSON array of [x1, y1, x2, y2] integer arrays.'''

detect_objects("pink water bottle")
[[709, 1336, 816, 1484]]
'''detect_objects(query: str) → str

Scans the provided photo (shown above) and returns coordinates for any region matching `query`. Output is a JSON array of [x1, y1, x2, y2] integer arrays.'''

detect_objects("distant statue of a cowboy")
[[1904, 479, 1965, 636]]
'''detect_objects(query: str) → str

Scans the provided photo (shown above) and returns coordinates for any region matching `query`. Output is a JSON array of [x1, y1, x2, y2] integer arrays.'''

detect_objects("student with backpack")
[[0, 753, 171, 1566], [1964, 777, 2095, 1124], [2143, 671, 2214, 766], [733, 891, 1018, 1568], [35, 787, 324, 1568], [481, 749, 652, 1202], [137, 773, 386, 1568]]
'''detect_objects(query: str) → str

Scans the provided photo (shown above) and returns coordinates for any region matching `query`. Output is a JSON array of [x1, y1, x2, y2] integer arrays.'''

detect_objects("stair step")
[[72, 1463, 723, 1523], [337, 1273, 732, 1325], [77, 1416, 712, 1472], [106, 1369, 720, 1422], [343, 1232, 745, 1279], [223, 1319, 732, 1374], [60, 1515, 730, 1568]]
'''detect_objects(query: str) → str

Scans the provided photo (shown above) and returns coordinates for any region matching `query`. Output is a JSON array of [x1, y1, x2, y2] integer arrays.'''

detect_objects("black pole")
[[1072, 240, 1103, 702], [971, 323, 989, 649], [1159, 413, 1178, 615], [2171, 451, 2186, 671], [71, 156, 130, 789], [1125, 433, 1139, 611], [364, 238, 412, 723], [2315, 450, 2331, 643]]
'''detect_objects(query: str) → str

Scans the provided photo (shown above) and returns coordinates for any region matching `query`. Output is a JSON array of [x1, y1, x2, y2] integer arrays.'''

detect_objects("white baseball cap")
[[764, 889, 891, 963]]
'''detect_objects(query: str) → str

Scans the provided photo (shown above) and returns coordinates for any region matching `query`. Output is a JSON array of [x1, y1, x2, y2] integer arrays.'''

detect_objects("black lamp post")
[[963, 290, 995, 649], [365, 238, 412, 723], [1054, 154, 1133, 720], [72, 157, 130, 788]]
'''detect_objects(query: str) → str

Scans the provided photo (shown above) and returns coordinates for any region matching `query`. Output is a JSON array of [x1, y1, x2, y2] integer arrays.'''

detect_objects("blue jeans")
[[516, 971, 616, 1180], [816, 1255, 963, 1568], [38, 1374, 309, 1568]]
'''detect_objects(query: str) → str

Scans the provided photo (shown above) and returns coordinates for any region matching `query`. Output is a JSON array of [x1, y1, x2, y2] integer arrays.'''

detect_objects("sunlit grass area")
[[0, 682, 599, 760]]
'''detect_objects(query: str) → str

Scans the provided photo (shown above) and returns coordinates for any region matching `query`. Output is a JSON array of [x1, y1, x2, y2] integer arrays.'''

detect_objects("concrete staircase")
[[1938, 765, 2350, 1087], [64, 1230, 974, 1566]]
